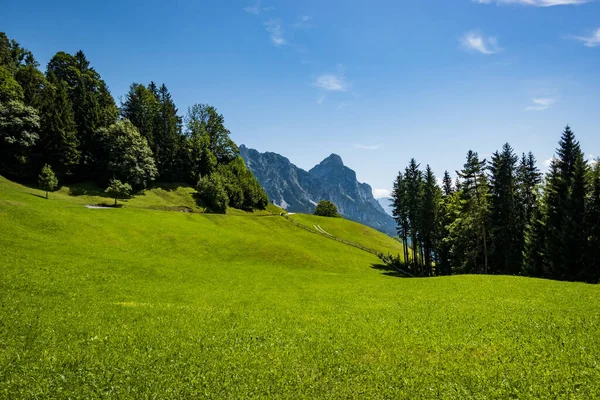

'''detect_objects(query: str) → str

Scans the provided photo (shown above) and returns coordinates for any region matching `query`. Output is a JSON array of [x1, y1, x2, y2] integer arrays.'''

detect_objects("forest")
[[0, 32, 267, 213], [387, 127, 600, 283]]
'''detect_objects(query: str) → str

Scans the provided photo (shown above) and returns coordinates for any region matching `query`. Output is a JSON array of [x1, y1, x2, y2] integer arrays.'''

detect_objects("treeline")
[[388, 127, 599, 283], [0, 32, 267, 212]]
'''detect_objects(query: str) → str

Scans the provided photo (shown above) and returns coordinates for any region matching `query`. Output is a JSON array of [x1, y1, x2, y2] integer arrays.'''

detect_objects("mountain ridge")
[[239, 145, 397, 236]]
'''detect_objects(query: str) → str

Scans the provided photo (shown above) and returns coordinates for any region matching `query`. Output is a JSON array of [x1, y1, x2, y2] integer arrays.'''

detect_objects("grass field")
[[1, 176, 600, 399]]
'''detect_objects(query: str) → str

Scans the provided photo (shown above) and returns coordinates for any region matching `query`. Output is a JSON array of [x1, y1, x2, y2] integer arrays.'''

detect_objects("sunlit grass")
[[1, 176, 599, 398]]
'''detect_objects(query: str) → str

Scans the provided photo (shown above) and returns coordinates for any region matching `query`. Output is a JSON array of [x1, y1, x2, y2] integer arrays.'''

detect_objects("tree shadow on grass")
[[28, 193, 47, 200], [371, 263, 410, 278]]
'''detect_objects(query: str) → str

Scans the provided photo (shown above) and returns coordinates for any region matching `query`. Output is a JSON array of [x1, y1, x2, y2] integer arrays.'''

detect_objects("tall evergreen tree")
[[121, 83, 160, 149], [543, 126, 585, 280], [421, 165, 440, 276], [585, 160, 600, 282], [488, 143, 519, 275], [153, 84, 182, 180], [36, 74, 80, 177], [451, 150, 491, 274], [404, 159, 423, 274], [392, 171, 410, 265]]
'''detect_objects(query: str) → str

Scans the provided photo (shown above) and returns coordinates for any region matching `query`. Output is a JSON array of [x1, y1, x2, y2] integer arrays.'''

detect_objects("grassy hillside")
[[289, 213, 404, 256], [1, 176, 600, 399]]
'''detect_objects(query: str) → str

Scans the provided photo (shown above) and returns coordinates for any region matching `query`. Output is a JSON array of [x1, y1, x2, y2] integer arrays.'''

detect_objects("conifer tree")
[[37, 74, 80, 177], [543, 126, 585, 280], [586, 160, 600, 282], [421, 165, 440, 276], [153, 84, 182, 180], [452, 150, 491, 274], [488, 143, 519, 274], [404, 159, 423, 274], [392, 171, 410, 266]]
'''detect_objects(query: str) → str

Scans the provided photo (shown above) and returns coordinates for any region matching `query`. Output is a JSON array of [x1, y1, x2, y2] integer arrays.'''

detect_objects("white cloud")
[[264, 19, 286, 46], [461, 31, 501, 54], [474, 0, 591, 6], [317, 94, 326, 104], [354, 144, 380, 150], [570, 28, 600, 47], [244, 1, 274, 15], [544, 157, 556, 167], [373, 189, 391, 199], [314, 74, 349, 91], [526, 98, 556, 111]]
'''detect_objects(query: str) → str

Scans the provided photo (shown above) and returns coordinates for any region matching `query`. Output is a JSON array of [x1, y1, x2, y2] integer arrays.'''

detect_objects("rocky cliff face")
[[240, 145, 397, 236]]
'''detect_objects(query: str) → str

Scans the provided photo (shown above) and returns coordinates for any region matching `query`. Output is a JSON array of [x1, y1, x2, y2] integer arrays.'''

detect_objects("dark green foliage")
[[37, 74, 80, 177], [314, 200, 341, 217], [185, 104, 238, 165], [38, 164, 58, 199], [0, 100, 40, 176], [488, 143, 520, 275], [0, 66, 24, 103], [0, 32, 276, 213], [121, 83, 160, 148], [105, 179, 132, 206], [543, 126, 586, 280], [421, 166, 440, 276], [450, 150, 491, 274], [218, 157, 268, 210], [16, 64, 47, 109], [97, 120, 157, 189], [197, 173, 229, 213], [392, 171, 410, 265], [586, 160, 600, 283]]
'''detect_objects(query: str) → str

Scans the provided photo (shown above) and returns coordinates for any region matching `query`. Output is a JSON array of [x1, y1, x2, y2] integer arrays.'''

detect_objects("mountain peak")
[[321, 153, 344, 166]]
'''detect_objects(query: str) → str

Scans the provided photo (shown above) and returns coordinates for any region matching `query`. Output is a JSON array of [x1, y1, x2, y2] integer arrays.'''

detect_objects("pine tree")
[[488, 143, 519, 275], [153, 84, 183, 180], [454, 150, 491, 274], [38, 73, 80, 177], [392, 171, 410, 266], [121, 83, 160, 149], [436, 171, 454, 276], [421, 165, 440, 276], [405, 159, 423, 274], [585, 160, 600, 282], [543, 126, 585, 280]]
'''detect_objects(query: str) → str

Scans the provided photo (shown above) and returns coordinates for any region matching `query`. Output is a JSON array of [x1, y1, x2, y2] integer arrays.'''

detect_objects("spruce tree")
[[544, 126, 585, 280], [404, 159, 423, 274], [488, 143, 519, 275], [455, 150, 491, 274], [392, 171, 410, 266], [586, 160, 600, 282], [38, 74, 80, 177], [421, 165, 440, 276]]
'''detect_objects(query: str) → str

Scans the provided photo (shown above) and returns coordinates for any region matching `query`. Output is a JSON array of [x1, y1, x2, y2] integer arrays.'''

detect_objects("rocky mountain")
[[239, 145, 397, 236], [377, 197, 394, 217]]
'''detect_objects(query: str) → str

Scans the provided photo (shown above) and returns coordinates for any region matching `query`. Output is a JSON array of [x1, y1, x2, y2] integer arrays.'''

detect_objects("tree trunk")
[[114, 197, 117, 206], [45, 191, 48, 199]]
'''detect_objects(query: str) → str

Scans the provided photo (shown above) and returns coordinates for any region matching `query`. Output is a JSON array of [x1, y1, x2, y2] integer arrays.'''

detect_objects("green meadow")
[[1, 176, 599, 399]]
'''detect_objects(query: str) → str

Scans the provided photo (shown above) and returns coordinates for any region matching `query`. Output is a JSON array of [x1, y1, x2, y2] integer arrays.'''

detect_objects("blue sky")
[[2, 0, 599, 197]]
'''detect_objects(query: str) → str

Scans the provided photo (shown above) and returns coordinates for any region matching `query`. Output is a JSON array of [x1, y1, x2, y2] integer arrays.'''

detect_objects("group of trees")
[[0, 32, 267, 212], [314, 200, 341, 217], [390, 126, 599, 283]]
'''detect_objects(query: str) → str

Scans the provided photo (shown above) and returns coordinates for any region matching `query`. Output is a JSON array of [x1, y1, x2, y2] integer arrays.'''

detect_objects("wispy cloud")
[[293, 15, 313, 29], [314, 74, 349, 92], [526, 98, 556, 111], [461, 31, 501, 54], [373, 189, 392, 199], [264, 19, 286, 46], [474, 0, 591, 6], [244, 1, 273, 15], [570, 28, 600, 47], [354, 144, 380, 150]]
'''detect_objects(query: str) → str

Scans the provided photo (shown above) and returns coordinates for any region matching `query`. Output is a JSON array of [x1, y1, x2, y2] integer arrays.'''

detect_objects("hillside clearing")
[[1, 177, 599, 398]]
